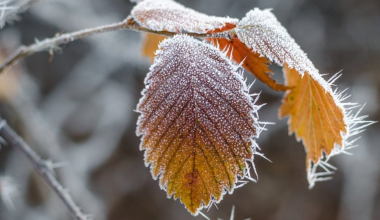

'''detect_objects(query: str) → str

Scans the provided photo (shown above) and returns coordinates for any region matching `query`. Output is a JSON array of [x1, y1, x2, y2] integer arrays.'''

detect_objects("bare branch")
[[0, 117, 90, 220], [0, 17, 231, 74]]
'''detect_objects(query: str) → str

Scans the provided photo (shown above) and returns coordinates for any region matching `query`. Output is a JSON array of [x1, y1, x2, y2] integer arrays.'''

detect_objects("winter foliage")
[[136, 35, 262, 215], [0, 0, 375, 218], [132, 0, 373, 212], [233, 8, 373, 187]]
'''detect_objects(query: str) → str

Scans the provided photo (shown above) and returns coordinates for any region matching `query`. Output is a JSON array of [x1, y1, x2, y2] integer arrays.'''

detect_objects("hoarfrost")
[[236, 8, 318, 78], [131, 0, 238, 34], [0, 1, 18, 28]]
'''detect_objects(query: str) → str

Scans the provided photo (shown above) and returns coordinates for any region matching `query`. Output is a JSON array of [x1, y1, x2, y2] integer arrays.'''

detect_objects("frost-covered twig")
[[0, 117, 90, 220], [0, 17, 231, 74]]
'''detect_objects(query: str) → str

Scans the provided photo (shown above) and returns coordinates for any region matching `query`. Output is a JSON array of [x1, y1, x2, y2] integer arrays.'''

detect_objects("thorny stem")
[[0, 117, 89, 220], [0, 17, 233, 74]]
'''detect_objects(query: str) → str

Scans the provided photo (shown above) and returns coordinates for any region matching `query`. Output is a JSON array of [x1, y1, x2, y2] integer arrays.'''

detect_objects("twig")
[[0, 17, 231, 74], [0, 117, 90, 220]]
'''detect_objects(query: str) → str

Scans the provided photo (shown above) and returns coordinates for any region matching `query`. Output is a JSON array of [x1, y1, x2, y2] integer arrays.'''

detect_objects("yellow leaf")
[[141, 33, 167, 63], [279, 66, 346, 176], [137, 35, 261, 215]]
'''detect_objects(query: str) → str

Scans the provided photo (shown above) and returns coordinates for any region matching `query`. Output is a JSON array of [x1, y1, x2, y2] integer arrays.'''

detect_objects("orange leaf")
[[141, 33, 167, 62], [211, 38, 289, 91], [279, 66, 346, 180], [137, 35, 261, 215]]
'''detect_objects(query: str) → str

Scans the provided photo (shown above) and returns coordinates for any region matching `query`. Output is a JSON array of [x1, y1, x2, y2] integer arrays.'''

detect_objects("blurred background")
[[0, 0, 379, 219]]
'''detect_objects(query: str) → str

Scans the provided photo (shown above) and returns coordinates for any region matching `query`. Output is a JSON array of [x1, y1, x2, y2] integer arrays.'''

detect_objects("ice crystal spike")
[[136, 35, 263, 215], [131, 0, 238, 34], [0, 176, 17, 209]]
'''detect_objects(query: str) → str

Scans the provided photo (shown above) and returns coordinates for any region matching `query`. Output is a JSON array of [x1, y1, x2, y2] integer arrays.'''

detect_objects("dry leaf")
[[141, 33, 167, 62], [235, 8, 372, 187], [279, 66, 346, 171], [131, 0, 238, 34], [279, 65, 373, 187], [136, 35, 262, 215], [210, 38, 289, 91]]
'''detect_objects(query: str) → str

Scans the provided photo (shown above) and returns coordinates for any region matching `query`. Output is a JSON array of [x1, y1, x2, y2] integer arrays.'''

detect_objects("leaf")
[[136, 35, 262, 215], [210, 38, 289, 91], [236, 8, 373, 187], [134, 3, 288, 91], [280, 66, 374, 188], [141, 33, 167, 62], [279, 65, 346, 171], [131, 0, 238, 34], [235, 8, 318, 77]]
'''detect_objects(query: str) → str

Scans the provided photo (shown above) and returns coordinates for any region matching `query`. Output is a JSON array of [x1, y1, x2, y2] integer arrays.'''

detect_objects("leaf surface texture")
[[137, 35, 260, 214]]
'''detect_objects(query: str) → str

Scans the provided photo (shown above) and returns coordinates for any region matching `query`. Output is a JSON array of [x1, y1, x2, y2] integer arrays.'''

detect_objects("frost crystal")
[[136, 35, 263, 215], [131, 0, 238, 34], [0, 1, 18, 28]]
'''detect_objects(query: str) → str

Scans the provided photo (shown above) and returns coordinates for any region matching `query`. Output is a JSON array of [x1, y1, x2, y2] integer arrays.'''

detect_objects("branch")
[[0, 17, 231, 74], [0, 118, 90, 220]]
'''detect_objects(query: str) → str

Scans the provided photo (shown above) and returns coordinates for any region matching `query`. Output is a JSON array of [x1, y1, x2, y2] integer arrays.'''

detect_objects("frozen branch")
[[0, 16, 231, 74], [0, 117, 90, 220]]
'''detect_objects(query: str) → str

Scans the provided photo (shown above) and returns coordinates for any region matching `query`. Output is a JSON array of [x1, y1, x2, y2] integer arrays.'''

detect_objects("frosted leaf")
[[236, 8, 318, 78], [280, 66, 375, 188], [136, 35, 263, 215], [236, 8, 374, 187], [131, 0, 238, 34], [235, 8, 376, 187]]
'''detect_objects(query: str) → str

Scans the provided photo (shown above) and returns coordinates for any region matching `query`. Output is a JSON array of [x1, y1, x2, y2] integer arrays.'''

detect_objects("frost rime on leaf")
[[136, 35, 262, 215], [236, 8, 318, 78], [131, 0, 238, 34], [235, 8, 372, 187]]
